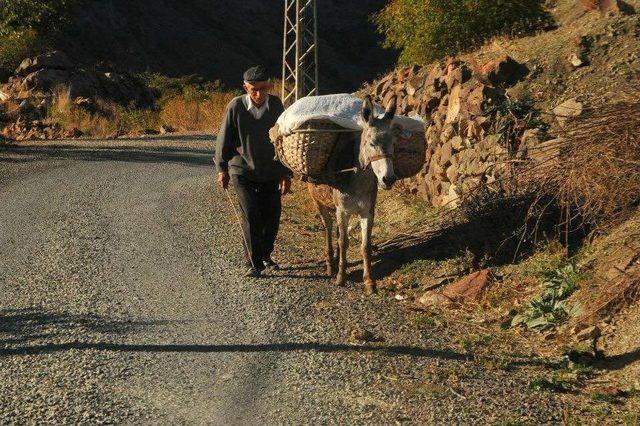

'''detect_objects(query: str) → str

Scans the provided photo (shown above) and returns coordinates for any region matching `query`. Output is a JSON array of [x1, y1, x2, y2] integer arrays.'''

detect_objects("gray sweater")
[[215, 94, 291, 182]]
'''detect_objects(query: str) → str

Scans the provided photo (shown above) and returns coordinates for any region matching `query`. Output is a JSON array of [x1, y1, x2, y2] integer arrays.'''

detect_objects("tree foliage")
[[374, 0, 551, 65], [0, 0, 79, 36], [0, 0, 80, 72]]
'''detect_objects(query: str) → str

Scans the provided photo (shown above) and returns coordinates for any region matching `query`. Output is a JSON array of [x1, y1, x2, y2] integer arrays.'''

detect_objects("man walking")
[[215, 66, 292, 277]]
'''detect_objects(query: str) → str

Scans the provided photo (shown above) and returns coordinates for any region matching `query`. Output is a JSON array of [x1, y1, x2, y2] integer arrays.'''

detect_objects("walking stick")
[[223, 187, 258, 271]]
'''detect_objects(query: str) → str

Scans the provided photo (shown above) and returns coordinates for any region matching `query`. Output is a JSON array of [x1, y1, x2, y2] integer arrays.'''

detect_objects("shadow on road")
[[0, 308, 557, 370], [0, 144, 215, 167], [0, 307, 155, 346]]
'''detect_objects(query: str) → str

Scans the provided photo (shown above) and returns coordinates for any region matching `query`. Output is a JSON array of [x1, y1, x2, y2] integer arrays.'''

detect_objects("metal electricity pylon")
[[281, 0, 319, 107]]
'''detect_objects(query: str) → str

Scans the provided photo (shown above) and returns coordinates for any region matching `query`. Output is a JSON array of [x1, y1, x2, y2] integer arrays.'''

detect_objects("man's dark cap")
[[243, 65, 269, 83]]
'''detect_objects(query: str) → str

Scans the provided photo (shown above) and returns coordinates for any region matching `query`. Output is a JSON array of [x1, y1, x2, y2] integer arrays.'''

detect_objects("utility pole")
[[282, 0, 319, 107]]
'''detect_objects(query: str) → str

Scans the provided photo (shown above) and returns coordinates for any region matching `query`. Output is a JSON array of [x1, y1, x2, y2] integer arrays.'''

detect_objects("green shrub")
[[0, 29, 41, 73], [0, 0, 81, 74], [0, 0, 80, 35], [374, 0, 552, 65]]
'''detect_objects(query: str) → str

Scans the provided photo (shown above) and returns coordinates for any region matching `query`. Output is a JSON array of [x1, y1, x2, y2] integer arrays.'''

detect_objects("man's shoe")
[[244, 267, 262, 278], [263, 257, 280, 270]]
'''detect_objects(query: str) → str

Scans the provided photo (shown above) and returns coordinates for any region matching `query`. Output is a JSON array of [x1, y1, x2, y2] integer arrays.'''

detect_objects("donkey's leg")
[[318, 206, 335, 276], [360, 214, 376, 295], [335, 209, 349, 287]]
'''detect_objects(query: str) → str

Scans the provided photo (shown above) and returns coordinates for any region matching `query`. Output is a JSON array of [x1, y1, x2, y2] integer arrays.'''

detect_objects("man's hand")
[[279, 177, 292, 195], [217, 171, 230, 189]]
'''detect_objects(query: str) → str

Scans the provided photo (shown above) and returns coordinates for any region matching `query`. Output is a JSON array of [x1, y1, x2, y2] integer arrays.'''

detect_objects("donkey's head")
[[360, 95, 399, 190]]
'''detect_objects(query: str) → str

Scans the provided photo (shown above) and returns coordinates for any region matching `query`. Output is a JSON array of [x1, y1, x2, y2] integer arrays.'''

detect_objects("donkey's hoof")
[[364, 280, 377, 295], [326, 265, 336, 277], [335, 274, 346, 287]]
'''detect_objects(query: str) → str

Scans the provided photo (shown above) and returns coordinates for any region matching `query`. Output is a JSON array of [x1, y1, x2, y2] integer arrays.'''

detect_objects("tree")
[[374, 0, 551, 65]]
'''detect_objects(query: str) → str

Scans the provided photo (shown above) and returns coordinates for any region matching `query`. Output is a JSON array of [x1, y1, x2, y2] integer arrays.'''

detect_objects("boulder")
[[21, 69, 71, 94], [16, 51, 73, 77]]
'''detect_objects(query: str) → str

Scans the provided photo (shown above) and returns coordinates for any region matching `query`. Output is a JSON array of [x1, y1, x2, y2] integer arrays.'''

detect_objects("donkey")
[[308, 95, 399, 295]]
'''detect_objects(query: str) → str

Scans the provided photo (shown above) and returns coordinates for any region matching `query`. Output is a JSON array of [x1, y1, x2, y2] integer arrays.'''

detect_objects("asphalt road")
[[0, 136, 570, 424]]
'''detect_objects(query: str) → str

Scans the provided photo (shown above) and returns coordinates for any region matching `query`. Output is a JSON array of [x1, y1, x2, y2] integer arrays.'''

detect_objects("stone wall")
[[367, 56, 532, 208]]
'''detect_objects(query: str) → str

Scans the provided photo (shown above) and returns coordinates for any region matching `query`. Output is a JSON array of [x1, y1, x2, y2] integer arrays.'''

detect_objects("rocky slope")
[[363, 0, 640, 208]]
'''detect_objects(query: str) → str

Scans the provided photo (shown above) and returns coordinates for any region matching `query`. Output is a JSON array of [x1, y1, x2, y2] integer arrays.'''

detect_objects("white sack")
[[276, 93, 425, 136]]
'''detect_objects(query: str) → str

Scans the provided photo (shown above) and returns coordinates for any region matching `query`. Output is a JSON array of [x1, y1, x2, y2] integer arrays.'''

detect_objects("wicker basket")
[[393, 131, 427, 179], [271, 121, 426, 179], [273, 121, 346, 176]]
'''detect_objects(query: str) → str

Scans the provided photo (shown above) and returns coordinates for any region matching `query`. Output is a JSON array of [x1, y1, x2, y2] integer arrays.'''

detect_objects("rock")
[[4, 53, 157, 108], [443, 64, 472, 91], [74, 97, 95, 113], [15, 51, 73, 77], [569, 53, 586, 68], [467, 85, 503, 116], [0, 88, 10, 102], [350, 327, 378, 342], [480, 55, 528, 87], [159, 124, 176, 135], [445, 85, 462, 124], [581, 0, 621, 13], [440, 141, 453, 166], [553, 99, 584, 126], [442, 269, 492, 302], [450, 136, 464, 151], [418, 291, 453, 307], [425, 64, 445, 91], [21, 69, 70, 94], [406, 75, 424, 96]]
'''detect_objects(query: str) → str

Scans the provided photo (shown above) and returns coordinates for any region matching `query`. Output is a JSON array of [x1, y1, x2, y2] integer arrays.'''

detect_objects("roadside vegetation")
[[0, 0, 81, 74], [44, 76, 241, 138], [374, 0, 552, 64]]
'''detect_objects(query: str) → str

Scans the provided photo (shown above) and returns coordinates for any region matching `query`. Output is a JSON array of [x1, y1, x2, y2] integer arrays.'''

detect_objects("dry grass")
[[520, 100, 640, 231], [48, 87, 121, 137], [47, 85, 239, 137], [160, 90, 237, 132]]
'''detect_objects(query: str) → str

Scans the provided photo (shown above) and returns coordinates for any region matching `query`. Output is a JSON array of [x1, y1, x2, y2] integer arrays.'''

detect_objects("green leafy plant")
[[373, 0, 552, 65], [511, 264, 583, 331]]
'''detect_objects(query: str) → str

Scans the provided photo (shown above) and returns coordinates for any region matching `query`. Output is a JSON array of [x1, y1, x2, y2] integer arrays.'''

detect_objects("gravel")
[[0, 136, 570, 424]]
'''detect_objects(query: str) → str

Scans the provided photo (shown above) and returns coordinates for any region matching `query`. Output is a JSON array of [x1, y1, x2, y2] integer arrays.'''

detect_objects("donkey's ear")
[[362, 95, 375, 125], [383, 96, 396, 121]]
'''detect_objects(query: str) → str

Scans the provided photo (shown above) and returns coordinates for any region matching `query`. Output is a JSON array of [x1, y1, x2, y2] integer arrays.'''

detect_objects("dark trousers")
[[231, 175, 282, 270]]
